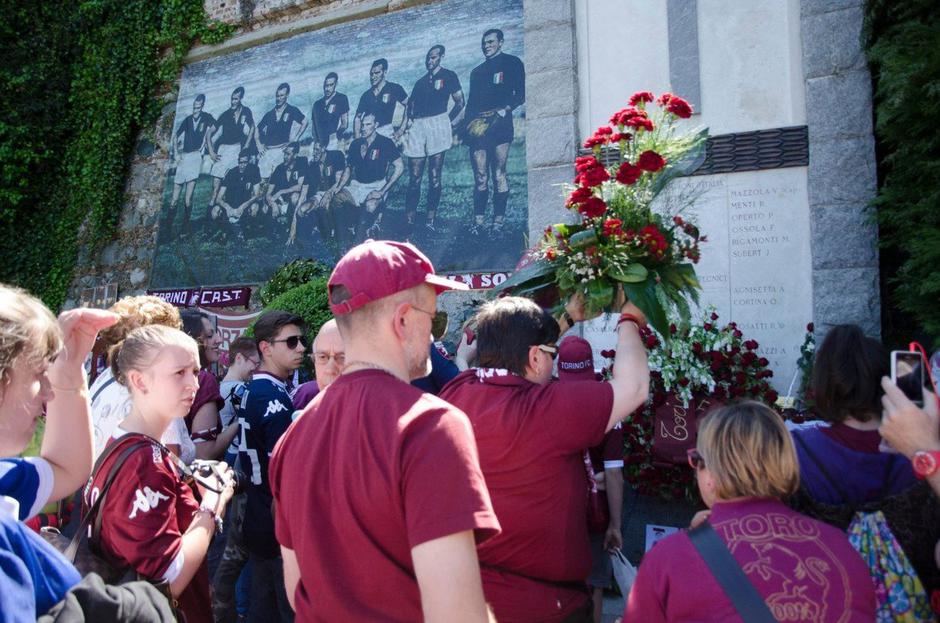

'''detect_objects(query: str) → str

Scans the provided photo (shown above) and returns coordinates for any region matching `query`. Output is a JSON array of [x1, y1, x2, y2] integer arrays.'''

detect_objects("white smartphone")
[[890, 350, 925, 407]]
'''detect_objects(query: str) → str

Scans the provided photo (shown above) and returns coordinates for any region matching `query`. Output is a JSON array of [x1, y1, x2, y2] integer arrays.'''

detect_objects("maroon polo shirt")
[[440, 369, 614, 622], [270, 369, 500, 622]]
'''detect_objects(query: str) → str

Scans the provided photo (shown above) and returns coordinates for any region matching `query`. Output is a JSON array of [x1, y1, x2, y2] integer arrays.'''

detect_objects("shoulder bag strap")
[[791, 431, 852, 502], [62, 436, 152, 562], [688, 522, 777, 622]]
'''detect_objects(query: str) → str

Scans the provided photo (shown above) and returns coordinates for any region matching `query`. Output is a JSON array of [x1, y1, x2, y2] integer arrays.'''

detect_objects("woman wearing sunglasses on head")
[[0, 284, 117, 620], [84, 324, 235, 623], [625, 402, 876, 622]]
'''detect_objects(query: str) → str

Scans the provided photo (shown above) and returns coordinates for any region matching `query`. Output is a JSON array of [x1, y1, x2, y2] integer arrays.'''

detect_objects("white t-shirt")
[[89, 368, 195, 464], [219, 379, 244, 456]]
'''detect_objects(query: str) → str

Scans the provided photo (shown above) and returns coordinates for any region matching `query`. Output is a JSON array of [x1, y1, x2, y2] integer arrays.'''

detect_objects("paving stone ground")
[[602, 593, 624, 623]]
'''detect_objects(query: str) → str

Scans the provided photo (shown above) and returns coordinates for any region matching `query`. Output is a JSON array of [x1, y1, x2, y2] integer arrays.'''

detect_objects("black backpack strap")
[[688, 522, 778, 622], [63, 436, 153, 562], [791, 431, 852, 502]]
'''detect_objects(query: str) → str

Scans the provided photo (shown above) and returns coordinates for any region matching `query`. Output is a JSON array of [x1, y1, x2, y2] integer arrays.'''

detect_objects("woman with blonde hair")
[[0, 284, 117, 618], [625, 401, 876, 622], [84, 324, 234, 623], [89, 295, 196, 463]]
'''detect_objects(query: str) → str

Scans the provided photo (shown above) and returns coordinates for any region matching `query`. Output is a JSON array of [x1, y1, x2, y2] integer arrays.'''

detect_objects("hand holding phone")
[[891, 350, 925, 408]]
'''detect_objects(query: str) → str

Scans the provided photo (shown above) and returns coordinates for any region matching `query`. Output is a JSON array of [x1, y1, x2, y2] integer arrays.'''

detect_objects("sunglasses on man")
[[537, 344, 558, 360], [270, 335, 309, 350]]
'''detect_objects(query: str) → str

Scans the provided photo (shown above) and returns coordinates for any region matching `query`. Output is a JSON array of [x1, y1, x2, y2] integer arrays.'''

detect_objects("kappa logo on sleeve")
[[129, 487, 170, 519], [264, 400, 289, 419]]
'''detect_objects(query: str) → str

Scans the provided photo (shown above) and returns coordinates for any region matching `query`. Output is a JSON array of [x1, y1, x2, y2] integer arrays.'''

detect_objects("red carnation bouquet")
[[497, 92, 708, 337]]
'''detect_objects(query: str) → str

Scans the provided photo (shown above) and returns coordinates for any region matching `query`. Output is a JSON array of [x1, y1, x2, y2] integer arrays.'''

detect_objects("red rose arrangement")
[[497, 92, 708, 337], [601, 309, 778, 501]]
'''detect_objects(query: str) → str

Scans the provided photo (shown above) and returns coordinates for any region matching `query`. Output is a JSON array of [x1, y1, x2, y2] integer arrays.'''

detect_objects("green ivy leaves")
[[0, 0, 232, 309]]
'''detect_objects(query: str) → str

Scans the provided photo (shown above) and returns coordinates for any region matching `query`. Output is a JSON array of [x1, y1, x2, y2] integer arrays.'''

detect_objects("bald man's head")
[[313, 319, 345, 388]]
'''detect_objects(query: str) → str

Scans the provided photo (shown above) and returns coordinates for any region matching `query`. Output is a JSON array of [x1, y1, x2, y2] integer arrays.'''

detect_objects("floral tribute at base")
[[605, 309, 778, 501]]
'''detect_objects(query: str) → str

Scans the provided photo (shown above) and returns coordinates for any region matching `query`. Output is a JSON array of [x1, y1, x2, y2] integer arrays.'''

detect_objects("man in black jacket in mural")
[[464, 28, 525, 235]]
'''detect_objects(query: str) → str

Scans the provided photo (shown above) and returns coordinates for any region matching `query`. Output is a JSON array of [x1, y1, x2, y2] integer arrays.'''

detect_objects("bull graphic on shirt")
[[738, 541, 833, 621]]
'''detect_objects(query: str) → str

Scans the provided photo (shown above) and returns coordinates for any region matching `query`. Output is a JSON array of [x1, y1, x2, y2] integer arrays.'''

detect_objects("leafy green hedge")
[[257, 259, 333, 306], [865, 0, 940, 345], [0, 0, 232, 310]]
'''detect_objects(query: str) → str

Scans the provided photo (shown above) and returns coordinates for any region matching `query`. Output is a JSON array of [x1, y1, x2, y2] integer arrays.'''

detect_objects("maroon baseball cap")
[[328, 240, 468, 315], [557, 336, 596, 382]]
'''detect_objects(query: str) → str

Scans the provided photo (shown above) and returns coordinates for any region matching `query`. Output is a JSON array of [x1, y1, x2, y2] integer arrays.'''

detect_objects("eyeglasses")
[[314, 352, 345, 365], [687, 448, 705, 470], [409, 304, 437, 318], [270, 335, 308, 350], [537, 344, 558, 360], [246, 357, 260, 368]]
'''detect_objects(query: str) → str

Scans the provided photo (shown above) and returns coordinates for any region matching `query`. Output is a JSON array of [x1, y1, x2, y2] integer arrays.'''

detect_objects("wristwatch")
[[912, 450, 940, 479]]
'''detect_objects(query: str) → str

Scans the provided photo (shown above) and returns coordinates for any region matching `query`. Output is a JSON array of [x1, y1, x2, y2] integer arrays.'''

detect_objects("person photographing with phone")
[[787, 325, 940, 615]]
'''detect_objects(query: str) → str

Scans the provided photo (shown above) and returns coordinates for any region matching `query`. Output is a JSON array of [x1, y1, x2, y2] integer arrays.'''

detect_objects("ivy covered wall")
[[0, 0, 231, 310]]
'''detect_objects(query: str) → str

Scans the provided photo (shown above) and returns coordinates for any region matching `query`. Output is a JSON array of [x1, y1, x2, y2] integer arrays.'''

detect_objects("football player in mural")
[[167, 94, 216, 237], [464, 28, 526, 235], [209, 150, 263, 242], [255, 82, 308, 181], [311, 72, 350, 152], [334, 112, 404, 240], [398, 44, 464, 234], [354, 58, 408, 140], [208, 86, 255, 208], [287, 141, 347, 248], [265, 142, 306, 232]]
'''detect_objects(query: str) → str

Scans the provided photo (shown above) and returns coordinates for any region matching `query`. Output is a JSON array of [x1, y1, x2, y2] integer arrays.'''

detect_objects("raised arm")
[[559, 295, 649, 433], [880, 378, 940, 498], [44, 308, 118, 502]]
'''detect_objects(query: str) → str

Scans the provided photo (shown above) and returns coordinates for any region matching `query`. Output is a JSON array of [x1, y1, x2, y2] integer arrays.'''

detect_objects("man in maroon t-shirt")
[[557, 335, 624, 623], [439, 296, 649, 623], [270, 240, 501, 622]]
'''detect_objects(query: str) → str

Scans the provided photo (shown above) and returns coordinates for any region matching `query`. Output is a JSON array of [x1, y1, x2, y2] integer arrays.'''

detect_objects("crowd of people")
[[163, 27, 525, 249], [1, 239, 939, 622]]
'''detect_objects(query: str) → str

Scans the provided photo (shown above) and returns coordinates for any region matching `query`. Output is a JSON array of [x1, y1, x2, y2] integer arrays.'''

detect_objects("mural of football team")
[[151, 0, 526, 288]]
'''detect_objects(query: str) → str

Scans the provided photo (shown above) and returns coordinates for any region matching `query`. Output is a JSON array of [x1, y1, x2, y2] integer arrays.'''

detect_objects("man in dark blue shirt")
[[237, 310, 306, 623], [166, 94, 216, 238], [265, 142, 305, 238], [311, 72, 349, 151], [334, 112, 404, 240], [288, 142, 348, 248], [354, 58, 408, 140], [464, 28, 525, 235], [255, 82, 308, 180], [208, 86, 255, 208], [399, 45, 465, 234], [209, 150, 263, 242]]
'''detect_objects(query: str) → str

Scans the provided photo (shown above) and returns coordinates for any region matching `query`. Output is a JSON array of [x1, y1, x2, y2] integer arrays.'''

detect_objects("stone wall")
[[801, 0, 881, 336]]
